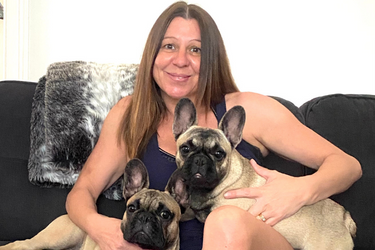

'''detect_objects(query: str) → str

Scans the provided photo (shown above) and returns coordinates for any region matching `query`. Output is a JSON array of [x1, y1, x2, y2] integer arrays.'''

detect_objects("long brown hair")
[[118, 1, 239, 159]]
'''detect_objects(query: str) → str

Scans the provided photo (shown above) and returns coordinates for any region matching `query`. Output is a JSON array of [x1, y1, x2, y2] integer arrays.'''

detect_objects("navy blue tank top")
[[141, 99, 263, 250]]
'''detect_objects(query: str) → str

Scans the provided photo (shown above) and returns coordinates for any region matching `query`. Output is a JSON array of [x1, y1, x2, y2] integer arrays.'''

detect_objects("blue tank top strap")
[[213, 99, 264, 165], [213, 98, 227, 120]]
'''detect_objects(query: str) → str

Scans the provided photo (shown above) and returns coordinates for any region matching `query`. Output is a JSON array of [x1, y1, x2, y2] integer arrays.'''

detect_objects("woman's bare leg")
[[202, 205, 293, 250]]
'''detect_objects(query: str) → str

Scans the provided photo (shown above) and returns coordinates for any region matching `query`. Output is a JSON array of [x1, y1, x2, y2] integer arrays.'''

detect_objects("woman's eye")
[[163, 44, 175, 50], [190, 47, 201, 54]]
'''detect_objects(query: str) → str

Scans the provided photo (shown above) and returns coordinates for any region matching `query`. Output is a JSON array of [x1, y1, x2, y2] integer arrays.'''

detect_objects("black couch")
[[0, 80, 374, 249]]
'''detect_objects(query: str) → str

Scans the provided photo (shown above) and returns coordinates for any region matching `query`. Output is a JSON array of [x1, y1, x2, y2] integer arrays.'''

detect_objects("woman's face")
[[153, 17, 201, 102]]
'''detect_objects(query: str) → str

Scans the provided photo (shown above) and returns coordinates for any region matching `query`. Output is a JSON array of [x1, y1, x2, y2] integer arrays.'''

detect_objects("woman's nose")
[[173, 49, 189, 67]]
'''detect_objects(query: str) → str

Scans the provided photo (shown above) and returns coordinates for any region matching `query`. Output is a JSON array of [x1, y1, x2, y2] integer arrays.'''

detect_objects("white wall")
[[3, 0, 29, 80], [0, 0, 3, 80], [3, 0, 375, 106]]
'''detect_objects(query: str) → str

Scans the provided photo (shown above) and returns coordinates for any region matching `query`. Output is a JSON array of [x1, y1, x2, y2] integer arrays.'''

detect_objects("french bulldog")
[[166, 98, 356, 250], [1, 158, 181, 250]]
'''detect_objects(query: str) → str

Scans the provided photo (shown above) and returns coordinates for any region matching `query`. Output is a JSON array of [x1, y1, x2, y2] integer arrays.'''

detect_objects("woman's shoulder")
[[116, 95, 132, 110], [225, 92, 299, 156], [225, 92, 280, 114], [102, 96, 132, 126], [225, 91, 296, 131]]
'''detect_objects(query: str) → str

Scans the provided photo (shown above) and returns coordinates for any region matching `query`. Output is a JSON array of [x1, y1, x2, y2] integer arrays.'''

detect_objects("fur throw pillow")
[[28, 61, 137, 200]]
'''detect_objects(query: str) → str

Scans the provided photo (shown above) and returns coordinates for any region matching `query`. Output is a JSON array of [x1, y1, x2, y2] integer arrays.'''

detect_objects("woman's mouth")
[[167, 73, 190, 82]]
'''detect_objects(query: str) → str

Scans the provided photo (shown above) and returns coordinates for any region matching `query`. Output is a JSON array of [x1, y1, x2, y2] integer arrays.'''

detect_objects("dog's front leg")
[[0, 215, 85, 250]]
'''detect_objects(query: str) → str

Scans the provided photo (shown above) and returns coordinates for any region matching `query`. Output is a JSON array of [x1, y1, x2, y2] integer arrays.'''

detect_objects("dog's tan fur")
[[167, 98, 356, 250]]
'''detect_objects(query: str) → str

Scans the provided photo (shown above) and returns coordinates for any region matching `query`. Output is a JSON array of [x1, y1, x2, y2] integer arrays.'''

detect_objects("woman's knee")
[[203, 206, 293, 250], [203, 206, 258, 249], [204, 205, 257, 234]]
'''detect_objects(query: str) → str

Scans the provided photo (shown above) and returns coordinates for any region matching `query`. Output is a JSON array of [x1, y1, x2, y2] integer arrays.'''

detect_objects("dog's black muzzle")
[[122, 211, 166, 250], [183, 153, 219, 190]]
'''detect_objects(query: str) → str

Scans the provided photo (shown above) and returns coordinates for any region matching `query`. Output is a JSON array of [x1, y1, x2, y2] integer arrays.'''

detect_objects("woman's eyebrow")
[[162, 36, 201, 43]]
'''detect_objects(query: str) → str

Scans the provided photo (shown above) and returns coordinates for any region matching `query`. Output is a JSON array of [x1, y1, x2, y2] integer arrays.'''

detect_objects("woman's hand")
[[224, 159, 307, 226], [88, 216, 143, 250]]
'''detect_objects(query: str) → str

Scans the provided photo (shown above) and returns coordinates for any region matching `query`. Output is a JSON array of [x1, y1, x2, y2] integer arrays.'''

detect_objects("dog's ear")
[[123, 158, 150, 201], [173, 98, 197, 140], [219, 106, 246, 148], [165, 169, 191, 217]]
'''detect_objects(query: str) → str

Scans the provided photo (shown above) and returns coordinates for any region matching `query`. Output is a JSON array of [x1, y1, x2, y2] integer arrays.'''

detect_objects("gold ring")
[[258, 213, 266, 222]]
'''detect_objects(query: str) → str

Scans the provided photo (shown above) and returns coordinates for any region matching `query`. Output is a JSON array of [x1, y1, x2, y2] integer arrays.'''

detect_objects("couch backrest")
[[0, 81, 37, 161], [300, 94, 375, 248]]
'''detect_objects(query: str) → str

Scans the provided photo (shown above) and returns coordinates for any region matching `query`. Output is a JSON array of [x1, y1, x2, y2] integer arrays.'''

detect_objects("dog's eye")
[[127, 204, 137, 213], [180, 145, 190, 154], [214, 150, 225, 161], [160, 211, 172, 220]]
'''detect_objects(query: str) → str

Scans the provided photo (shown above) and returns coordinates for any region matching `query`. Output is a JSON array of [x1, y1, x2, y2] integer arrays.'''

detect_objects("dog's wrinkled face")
[[172, 98, 245, 191], [121, 189, 180, 250], [121, 159, 181, 250], [175, 126, 231, 190]]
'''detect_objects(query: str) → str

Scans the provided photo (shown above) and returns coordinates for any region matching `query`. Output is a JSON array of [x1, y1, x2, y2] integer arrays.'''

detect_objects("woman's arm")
[[66, 97, 142, 250], [225, 92, 362, 225]]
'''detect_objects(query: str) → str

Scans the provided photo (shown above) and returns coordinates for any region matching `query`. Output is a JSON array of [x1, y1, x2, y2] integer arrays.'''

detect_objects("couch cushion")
[[0, 157, 69, 241], [300, 94, 375, 249], [0, 155, 125, 242]]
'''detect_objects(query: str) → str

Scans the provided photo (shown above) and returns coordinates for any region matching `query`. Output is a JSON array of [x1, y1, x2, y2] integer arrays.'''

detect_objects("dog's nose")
[[191, 156, 209, 181], [194, 157, 207, 167], [137, 212, 155, 224]]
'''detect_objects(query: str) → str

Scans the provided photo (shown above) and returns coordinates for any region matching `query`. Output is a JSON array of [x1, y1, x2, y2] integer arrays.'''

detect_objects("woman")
[[66, 2, 362, 250]]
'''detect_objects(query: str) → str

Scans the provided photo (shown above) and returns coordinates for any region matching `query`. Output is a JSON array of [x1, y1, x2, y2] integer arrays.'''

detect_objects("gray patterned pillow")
[[28, 61, 137, 200]]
